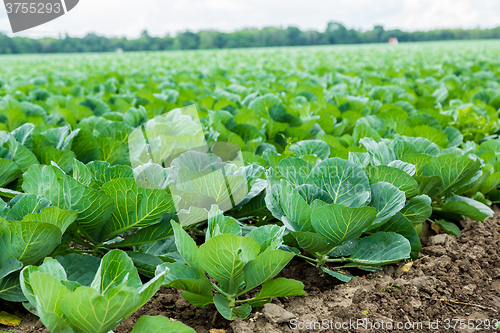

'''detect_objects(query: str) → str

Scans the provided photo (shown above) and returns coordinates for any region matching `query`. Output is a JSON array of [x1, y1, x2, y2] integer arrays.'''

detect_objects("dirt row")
[[2, 207, 499, 332]]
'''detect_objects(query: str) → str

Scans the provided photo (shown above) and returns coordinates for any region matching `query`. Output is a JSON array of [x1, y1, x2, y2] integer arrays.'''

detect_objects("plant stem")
[[228, 296, 235, 308], [317, 255, 328, 267], [211, 282, 230, 298], [77, 227, 100, 248], [324, 257, 349, 263], [92, 243, 103, 256], [296, 253, 318, 263], [235, 296, 267, 304]]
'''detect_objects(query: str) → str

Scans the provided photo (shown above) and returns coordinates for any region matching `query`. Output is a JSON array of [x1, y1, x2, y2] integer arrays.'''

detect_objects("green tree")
[[175, 31, 200, 50]]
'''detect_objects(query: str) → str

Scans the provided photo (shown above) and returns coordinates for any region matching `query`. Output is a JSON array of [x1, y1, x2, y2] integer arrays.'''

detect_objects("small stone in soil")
[[263, 303, 296, 324]]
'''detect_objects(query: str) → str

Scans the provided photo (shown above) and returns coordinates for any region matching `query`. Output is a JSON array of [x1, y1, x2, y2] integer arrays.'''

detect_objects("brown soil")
[[2, 208, 499, 333]]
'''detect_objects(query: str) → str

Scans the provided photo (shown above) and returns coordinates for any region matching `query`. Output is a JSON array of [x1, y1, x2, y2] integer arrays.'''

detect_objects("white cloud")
[[1, 0, 499, 38]]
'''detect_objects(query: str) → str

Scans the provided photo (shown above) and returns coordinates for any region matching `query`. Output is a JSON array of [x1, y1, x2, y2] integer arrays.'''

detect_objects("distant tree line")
[[1, 22, 500, 54]]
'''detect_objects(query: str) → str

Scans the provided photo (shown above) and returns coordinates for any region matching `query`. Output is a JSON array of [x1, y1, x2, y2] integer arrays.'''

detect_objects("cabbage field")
[[0, 40, 499, 332]]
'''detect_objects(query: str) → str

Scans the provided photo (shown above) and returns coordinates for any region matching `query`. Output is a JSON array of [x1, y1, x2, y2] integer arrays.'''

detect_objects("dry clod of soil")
[[263, 303, 296, 324]]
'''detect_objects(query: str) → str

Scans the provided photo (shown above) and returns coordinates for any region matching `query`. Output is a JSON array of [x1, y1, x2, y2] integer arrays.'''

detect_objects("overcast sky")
[[1, 0, 500, 38]]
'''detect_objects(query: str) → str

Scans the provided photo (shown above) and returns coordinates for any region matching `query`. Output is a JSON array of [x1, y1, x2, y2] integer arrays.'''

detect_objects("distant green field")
[[2, 39, 500, 78], [0, 40, 499, 331]]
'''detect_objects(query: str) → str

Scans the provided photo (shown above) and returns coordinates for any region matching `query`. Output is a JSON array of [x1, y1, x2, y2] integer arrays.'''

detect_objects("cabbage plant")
[[160, 206, 305, 320], [20, 250, 171, 333], [265, 154, 424, 281]]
